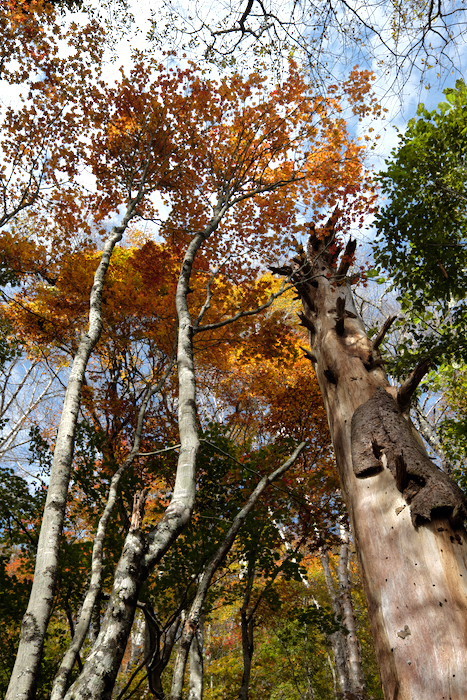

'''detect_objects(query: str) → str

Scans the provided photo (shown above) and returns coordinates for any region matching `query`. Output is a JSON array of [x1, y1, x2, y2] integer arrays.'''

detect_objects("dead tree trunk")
[[274, 219, 467, 700]]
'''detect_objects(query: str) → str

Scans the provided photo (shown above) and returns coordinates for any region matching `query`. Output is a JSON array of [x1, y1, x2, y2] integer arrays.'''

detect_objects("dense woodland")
[[1, 2, 467, 699]]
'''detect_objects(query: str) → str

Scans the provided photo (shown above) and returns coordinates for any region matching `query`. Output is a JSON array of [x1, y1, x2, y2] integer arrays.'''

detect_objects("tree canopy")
[[375, 79, 467, 366], [1, 2, 467, 699]]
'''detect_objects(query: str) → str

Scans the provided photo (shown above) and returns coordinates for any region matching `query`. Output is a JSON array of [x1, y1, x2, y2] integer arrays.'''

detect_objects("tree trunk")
[[283, 221, 467, 700], [336, 524, 366, 699], [51, 368, 174, 700], [63, 491, 149, 700], [62, 204, 229, 700], [239, 560, 255, 700], [321, 549, 352, 696], [145, 609, 181, 699], [169, 444, 305, 700], [188, 621, 204, 700], [6, 200, 140, 700]]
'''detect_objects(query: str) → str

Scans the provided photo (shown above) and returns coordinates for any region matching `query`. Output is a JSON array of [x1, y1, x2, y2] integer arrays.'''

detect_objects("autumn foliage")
[[0, 4, 385, 698]]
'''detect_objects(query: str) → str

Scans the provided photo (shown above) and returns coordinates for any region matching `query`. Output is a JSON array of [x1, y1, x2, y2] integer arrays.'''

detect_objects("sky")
[[2, 0, 466, 477], [78, 0, 467, 199]]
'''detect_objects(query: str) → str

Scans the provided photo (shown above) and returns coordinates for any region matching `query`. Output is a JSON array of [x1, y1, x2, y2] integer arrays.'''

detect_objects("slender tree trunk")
[[6, 199, 140, 700], [239, 560, 255, 700], [337, 523, 366, 699], [62, 203, 229, 700], [169, 444, 305, 700], [65, 490, 149, 700], [126, 610, 146, 672], [280, 221, 467, 699], [144, 608, 181, 699], [325, 651, 338, 700], [188, 621, 204, 700], [321, 549, 351, 696], [51, 365, 174, 700], [414, 406, 455, 475]]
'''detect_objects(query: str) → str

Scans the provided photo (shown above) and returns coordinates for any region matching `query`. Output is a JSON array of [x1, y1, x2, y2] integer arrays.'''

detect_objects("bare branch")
[[397, 358, 433, 412], [373, 315, 398, 351], [193, 282, 292, 334]]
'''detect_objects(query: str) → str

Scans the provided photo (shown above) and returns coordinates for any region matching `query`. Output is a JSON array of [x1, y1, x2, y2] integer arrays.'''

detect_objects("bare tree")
[[155, 0, 467, 86]]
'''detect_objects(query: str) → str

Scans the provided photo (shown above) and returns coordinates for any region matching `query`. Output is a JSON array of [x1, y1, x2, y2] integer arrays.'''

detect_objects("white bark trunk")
[[188, 623, 204, 700], [337, 524, 366, 699], [62, 203, 228, 700], [51, 365, 173, 700], [285, 225, 467, 699], [170, 443, 305, 700], [6, 199, 139, 700], [321, 549, 351, 696]]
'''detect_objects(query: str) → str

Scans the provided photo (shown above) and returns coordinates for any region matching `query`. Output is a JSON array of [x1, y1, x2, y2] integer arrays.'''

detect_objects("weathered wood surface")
[[285, 224, 467, 700]]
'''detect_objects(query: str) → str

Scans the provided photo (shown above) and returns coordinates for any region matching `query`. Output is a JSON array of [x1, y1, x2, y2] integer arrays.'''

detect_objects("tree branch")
[[373, 315, 398, 351], [193, 282, 292, 334], [397, 358, 433, 412]]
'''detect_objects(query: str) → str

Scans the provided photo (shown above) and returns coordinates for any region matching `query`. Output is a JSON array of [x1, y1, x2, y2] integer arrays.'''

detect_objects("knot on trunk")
[[351, 388, 467, 527]]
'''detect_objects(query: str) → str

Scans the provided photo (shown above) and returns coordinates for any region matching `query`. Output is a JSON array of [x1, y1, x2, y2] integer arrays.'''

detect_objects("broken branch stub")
[[397, 358, 432, 412], [351, 388, 467, 526]]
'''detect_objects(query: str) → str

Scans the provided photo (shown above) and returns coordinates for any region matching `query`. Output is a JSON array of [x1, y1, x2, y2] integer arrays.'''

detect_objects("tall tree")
[[3, 36, 376, 695], [272, 220, 467, 699]]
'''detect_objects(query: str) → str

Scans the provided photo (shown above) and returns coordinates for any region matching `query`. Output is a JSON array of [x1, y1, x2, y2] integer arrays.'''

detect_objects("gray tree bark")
[[50, 364, 174, 700], [336, 524, 366, 699], [276, 219, 467, 700], [62, 201, 229, 700], [6, 197, 141, 700], [188, 623, 204, 700], [169, 443, 305, 700], [321, 548, 352, 696]]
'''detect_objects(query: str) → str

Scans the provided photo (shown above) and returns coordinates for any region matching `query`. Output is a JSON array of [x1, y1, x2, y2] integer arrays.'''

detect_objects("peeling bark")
[[351, 388, 466, 525], [279, 223, 467, 700]]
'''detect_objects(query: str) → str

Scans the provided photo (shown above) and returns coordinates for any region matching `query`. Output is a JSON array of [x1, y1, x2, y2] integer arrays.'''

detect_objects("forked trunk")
[[62, 206, 228, 699], [279, 221, 467, 699]]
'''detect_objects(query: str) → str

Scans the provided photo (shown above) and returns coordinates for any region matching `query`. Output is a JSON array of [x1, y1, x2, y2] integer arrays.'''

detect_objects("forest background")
[[1, 1, 467, 699]]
